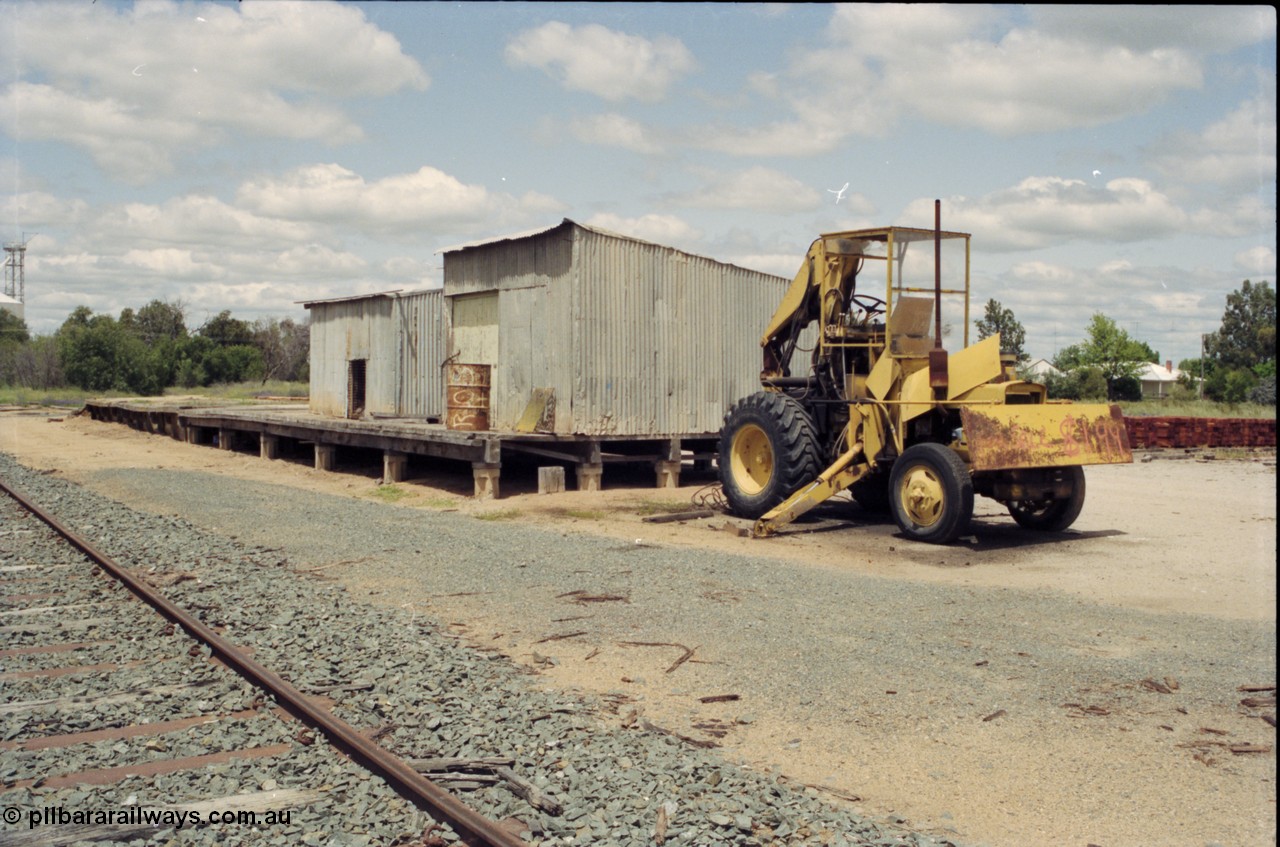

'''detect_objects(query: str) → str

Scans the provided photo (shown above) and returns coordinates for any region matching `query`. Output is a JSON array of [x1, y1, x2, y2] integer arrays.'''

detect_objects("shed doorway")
[[347, 358, 367, 419]]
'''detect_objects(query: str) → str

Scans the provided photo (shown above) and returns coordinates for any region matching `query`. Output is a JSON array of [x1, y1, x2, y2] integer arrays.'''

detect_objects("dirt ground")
[[1, 407, 1275, 846]]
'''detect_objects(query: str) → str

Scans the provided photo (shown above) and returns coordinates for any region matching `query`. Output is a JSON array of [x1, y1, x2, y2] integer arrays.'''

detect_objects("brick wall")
[[1124, 416, 1277, 449]]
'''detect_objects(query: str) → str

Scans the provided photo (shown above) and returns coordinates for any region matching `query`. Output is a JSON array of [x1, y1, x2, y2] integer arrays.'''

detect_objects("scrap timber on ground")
[[82, 399, 719, 499]]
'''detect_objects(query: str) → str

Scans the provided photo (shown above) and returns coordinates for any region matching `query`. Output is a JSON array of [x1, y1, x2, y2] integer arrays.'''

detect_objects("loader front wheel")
[[1008, 466, 1086, 531], [889, 443, 973, 544], [719, 392, 822, 519]]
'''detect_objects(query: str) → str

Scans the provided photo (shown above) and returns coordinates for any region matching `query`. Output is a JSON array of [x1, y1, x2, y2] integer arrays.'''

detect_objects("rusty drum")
[[445, 363, 491, 431]]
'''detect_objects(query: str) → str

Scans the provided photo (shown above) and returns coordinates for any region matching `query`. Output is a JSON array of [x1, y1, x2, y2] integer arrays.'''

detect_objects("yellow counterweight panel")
[[960, 404, 1133, 471], [946, 335, 1003, 400]]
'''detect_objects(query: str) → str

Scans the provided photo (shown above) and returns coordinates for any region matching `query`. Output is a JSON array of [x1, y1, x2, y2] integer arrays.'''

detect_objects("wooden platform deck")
[[83, 400, 719, 498]]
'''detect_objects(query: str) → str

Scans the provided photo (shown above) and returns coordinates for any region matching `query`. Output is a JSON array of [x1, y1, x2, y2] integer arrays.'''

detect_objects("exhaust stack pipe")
[[929, 199, 949, 392]]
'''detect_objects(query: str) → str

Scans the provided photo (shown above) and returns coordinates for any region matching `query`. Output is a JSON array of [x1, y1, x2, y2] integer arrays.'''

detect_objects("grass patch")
[[1118, 398, 1275, 419], [0, 386, 113, 407], [165, 381, 309, 402], [0, 380, 309, 408], [369, 485, 411, 504], [475, 508, 522, 521], [422, 497, 459, 509], [548, 507, 608, 520]]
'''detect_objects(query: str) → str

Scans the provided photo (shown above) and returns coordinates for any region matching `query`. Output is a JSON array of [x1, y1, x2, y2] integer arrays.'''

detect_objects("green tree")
[[134, 299, 188, 346], [1040, 366, 1109, 401], [253, 317, 310, 383], [1053, 313, 1154, 400], [0, 309, 31, 346], [198, 310, 254, 347], [974, 299, 1028, 363], [56, 308, 167, 395], [1206, 280, 1276, 371]]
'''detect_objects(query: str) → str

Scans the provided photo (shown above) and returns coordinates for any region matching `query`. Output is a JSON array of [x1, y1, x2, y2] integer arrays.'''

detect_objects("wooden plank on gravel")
[[0, 617, 115, 635], [13, 743, 293, 789], [174, 787, 327, 815], [0, 708, 267, 752], [641, 509, 715, 524], [407, 756, 515, 772], [0, 641, 104, 658], [0, 683, 215, 716], [0, 603, 100, 618], [493, 766, 562, 815], [0, 662, 127, 681], [0, 822, 163, 846]]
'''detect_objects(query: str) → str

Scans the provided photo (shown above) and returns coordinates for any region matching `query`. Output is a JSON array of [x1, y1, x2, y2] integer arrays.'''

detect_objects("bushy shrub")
[[1249, 374, 1276, 405]]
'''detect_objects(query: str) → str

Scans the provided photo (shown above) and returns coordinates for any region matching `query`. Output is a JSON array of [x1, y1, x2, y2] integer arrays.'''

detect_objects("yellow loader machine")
[[720, 202, 1132, 544]]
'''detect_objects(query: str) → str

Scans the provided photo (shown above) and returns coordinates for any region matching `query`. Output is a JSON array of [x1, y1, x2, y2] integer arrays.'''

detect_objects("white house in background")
[[1138, 360, 1184, 399], [1024, 358, 1061, 379]]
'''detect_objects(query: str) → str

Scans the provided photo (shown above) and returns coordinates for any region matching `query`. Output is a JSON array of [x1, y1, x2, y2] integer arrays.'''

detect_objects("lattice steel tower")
[[3, 240, 27, 303]]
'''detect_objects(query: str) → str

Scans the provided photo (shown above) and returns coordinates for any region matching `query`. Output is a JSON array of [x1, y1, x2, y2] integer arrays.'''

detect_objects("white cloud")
[[1, 192, 89, 229], [725, 252, 803, 279], [1029, 6, 1276, 52], [505, 22, 696, 102], [829, 5, 1204, 136], [691, 5, 1264, 156], [1, 0, 427, 181], [1147, 94, 1278, 190], [979, 258, 1227, 362], [915, 177, 1190, 251], [570, 113, 664, 154], [583, 213, 702, 247], [673, 166, 822, 212], [1234, 245, 1276, 276], [94, 195, 318, 249], [236, 164, 565, 236]]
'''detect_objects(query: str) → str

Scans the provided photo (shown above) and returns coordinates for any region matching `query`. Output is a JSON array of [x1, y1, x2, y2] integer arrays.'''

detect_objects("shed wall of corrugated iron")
[[395, 290, 447, 419], [569, 226, 789, 435], [306, 297, 394, 417]]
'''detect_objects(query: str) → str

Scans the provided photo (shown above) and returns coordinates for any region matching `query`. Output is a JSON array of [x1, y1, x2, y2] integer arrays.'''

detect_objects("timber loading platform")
[[82, 399, 718, 499]]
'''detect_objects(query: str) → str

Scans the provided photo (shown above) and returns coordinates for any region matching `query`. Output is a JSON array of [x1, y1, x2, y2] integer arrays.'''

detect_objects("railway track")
[[0, 475, 526, 847]]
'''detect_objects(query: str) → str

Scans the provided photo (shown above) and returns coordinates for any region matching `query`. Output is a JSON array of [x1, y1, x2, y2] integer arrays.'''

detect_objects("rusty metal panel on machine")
[[961, 404, 1132, 471]]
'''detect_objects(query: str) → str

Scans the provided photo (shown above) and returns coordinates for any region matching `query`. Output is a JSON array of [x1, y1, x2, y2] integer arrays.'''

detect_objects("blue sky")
[[3, 2, 1275, 365]]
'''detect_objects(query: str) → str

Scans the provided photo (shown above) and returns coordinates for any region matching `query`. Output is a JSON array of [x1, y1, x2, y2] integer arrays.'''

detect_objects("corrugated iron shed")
[[440, 218, 794, 436], [303, 289, 446, 420]]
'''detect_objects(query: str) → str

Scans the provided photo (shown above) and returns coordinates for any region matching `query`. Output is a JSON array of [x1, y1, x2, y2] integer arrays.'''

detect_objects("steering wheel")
[[849, 293, 886, 316]]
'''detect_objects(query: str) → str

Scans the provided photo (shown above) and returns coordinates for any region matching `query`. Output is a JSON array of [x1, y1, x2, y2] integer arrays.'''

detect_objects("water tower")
[[3, 239, 27, 303]]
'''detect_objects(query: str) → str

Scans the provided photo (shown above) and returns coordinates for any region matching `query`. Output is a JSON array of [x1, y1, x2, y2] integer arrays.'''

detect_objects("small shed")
[[303, 288, 447, 420], [439, 218, 793, 436]]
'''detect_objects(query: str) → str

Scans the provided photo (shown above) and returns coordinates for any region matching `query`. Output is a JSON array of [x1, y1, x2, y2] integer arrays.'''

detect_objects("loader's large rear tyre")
[[1008, 466, 1086, 531], [889, 443, 974, 544], [719, 392, 822, 520]]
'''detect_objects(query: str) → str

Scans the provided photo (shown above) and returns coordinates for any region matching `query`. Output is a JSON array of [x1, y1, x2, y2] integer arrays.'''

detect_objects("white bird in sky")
[[1092, 169, 1102, 178], [827, 182, 849, 204]]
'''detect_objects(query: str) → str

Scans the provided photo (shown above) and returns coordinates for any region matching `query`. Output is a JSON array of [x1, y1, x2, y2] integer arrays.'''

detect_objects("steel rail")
[[0, 475, 529, 847]]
